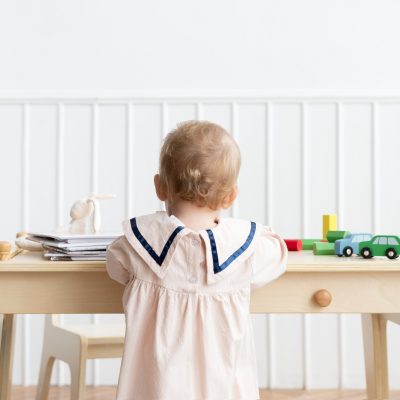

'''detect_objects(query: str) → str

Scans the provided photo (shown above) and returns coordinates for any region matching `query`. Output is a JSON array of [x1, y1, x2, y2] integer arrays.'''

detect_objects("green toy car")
[[359, 235, 400, 259]]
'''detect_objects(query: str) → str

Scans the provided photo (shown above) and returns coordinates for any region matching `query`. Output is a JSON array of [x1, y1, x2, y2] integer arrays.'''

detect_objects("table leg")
[[0, 314, 16, 400], [362, 314, 389, 400]]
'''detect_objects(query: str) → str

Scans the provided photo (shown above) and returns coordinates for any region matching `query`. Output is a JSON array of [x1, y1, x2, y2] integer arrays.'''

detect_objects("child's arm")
[[106, 236, 131, 286], [250, 226, 288, 290]]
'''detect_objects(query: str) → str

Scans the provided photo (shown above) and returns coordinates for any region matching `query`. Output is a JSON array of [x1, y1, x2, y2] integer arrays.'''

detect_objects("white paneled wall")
[[2, 96, 400, 389]]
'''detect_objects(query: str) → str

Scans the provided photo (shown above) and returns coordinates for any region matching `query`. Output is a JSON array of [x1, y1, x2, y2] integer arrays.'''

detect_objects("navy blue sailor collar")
[[199, 217, 257, 284], [122, 211, 189, 279], [122, 210, 258, 282]]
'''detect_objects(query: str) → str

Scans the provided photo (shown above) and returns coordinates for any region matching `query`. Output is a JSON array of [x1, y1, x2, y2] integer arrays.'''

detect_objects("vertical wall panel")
[[377, 104, 400, 234], [341, 104, 373, 231], [237, 104, 267, 222], [306, 104, 337, 236], [341, 314, 365, 389], [63, 105, 93, 223], [29, 105, 58, 231], [0, 105, 23, 241], [97, 105, 127, 232], [306, 314, 339, 388], [133, 104, 162, 215], [271, 104, 302, 237]]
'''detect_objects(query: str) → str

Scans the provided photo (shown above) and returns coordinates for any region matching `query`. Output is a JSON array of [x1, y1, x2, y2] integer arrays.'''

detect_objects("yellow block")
[[322, 214, 337, 239]]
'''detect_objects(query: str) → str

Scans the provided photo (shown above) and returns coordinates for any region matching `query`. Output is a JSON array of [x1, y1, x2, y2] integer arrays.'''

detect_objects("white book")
[[43, 253, 106, 261], [27, 232, 121, 244], [31, 238, 114, 249], [43, 248, 107, 256], [43, 244, 108, 253]]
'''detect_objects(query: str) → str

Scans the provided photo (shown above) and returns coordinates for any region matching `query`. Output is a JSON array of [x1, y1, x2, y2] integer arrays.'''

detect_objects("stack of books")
[[27, 232, 121, 261]]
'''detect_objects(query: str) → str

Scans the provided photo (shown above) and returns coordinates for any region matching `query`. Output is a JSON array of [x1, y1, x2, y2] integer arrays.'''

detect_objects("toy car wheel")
[[337, 254, 343, 257], [343, 246, 353, 257], [361, 247, 373, 259], [386, 248, 397, 259]]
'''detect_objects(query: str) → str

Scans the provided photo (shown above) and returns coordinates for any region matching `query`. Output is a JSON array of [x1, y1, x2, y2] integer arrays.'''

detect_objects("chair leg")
[[362, 313, 389, 400], [69, 356, 87, 400], [35, 353, 55, 400], [0, 314, 16, 400]]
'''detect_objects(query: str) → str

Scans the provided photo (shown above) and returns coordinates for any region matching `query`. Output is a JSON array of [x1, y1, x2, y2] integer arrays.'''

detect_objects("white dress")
[[106, 211, 288, 400]]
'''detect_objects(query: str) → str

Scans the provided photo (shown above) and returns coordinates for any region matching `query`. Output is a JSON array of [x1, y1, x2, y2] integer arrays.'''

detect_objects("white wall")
[[1, 0, 400, 391], [1, 1, 400, 94]]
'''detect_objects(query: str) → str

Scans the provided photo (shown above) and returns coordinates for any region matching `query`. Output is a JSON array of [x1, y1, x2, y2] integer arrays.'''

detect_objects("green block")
[[301, 239, 321, 250], [313, 242, 335, 255], [326, 230, 350, 243]]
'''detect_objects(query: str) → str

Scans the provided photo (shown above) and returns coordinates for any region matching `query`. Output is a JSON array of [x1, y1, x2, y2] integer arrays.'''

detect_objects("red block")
[[284, 239, 302, 251]]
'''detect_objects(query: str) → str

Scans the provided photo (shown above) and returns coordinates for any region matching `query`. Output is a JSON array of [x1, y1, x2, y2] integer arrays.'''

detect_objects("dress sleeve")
[[106, 237, 131, 286], [250, 225, 288, 290]]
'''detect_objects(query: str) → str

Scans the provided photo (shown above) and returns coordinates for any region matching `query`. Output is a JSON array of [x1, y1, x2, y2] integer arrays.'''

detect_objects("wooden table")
[[2, 252, 400, 400]]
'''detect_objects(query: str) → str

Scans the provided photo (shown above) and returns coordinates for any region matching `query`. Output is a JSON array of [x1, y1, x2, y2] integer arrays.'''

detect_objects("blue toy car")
[[335, 233, 373, 257]]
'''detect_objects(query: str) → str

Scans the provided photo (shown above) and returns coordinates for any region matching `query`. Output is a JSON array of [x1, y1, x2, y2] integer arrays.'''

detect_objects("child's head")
[[155, 120, 241, 210]]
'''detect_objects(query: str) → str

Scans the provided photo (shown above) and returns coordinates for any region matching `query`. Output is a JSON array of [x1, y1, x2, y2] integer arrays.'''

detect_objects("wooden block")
[[0, 242, 12, 261], [323, 214, 337, 239], [0, 242, 23, 261], [326, 230, 350, 243], [313, 241, 335, 255], [0, 242, 11, 253], [284, 239, 302, 251], [301, 239, 321, 250]]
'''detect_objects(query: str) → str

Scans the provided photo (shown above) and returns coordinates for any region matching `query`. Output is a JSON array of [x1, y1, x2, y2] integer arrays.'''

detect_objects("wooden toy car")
[[334, 233, 372, 257], [359, 235, 400, 259]]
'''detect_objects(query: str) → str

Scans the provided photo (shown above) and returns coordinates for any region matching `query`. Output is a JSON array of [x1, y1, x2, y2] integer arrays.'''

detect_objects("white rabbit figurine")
[[58, 194, 116, 234]]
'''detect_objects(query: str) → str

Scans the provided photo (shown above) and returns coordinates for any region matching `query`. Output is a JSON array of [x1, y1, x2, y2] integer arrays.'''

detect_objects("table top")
[[2, 251, 400, 272]]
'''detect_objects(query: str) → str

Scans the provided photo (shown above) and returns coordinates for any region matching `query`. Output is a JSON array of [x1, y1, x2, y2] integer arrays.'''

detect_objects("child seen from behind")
[[106, 121, 288, 400]]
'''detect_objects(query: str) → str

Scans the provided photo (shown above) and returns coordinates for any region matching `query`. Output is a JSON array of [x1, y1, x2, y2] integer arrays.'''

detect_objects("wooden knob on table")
[[313, 289, 332, 307]]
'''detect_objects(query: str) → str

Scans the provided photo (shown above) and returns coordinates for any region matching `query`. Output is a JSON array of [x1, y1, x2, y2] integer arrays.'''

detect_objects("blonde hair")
[[159, 120, 241, 210]]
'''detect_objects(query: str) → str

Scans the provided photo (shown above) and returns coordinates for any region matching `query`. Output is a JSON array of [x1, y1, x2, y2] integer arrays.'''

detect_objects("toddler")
[[106, 121, 288, 400]]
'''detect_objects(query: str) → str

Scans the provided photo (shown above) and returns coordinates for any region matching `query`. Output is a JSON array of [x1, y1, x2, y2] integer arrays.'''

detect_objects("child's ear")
[[221, 186, 238, 209], [154, 174, 168, 201]]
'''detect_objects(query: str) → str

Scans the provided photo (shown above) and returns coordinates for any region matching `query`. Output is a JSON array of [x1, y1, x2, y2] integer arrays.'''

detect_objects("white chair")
[[36, 314, 125, 400]]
